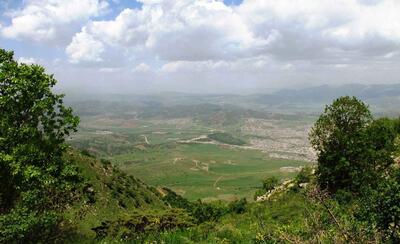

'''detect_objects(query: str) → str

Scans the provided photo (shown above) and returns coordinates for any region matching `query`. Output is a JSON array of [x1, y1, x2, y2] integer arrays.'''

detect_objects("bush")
[[253, 189, 266, 201], [100, 159, 112, 168], [92, 210, 194, 240], [192, 201, 228, 223], [0, 208, 61, 243], [228, 198, 247, 214], [263, 176, 279, 192], [81, 149, 94, 157], [295, 166, 313, 184], [362, 169, 400, 242]]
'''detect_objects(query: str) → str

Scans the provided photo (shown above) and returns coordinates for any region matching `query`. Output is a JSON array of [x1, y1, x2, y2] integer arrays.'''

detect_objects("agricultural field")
[[115, 143, 308, 201], [68, 102, 315, 201]]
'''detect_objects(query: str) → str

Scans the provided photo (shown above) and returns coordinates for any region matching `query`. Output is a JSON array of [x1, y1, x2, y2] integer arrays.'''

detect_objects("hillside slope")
[[64, 149, 168, 239]]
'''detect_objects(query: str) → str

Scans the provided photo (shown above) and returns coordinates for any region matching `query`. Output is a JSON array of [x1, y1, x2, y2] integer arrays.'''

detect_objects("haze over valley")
[[2, 0, 400, 243], [67, 83, 400, 201]]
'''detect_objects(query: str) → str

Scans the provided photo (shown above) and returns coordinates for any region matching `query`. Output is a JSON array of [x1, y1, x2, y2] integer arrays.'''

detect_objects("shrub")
[[81, 149, 94, 157], [295, 166, 313, 184], [228, 198, 247, 214], [362, 169, 400, 242], [92, 210, 194, 240], [253, 189, 266, 201], [263, 176, 279, 192]]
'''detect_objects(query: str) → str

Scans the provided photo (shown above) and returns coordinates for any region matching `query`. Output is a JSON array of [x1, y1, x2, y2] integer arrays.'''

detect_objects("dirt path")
[[213, 176, 223, 188], [142, 135, 150, 145]]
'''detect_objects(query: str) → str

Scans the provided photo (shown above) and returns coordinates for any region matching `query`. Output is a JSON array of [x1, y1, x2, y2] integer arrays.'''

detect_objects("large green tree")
[[0, 49, 80, 242], [309, 96, 397, 194]]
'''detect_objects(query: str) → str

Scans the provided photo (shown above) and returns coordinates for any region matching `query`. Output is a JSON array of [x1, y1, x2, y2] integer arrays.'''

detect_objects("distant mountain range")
[[253, 84, 400, 105], [65, 83, 400, 117]]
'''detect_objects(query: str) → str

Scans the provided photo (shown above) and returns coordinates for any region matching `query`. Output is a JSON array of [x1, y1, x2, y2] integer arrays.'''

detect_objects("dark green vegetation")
[[253, 176, 279, 201], [309, 96, 400, 242], [0, 49, 80, 242], [262, 176, 279, 192], [208, 132, 246, 145], [64, 151, 168, 240], [2, 47, 400, 243], [310, 96, 398, 193]]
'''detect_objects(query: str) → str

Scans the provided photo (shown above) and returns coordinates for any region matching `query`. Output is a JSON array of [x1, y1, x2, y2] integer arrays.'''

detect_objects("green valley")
[[2, 48, 400, 243], [68, 104, 314, 201]]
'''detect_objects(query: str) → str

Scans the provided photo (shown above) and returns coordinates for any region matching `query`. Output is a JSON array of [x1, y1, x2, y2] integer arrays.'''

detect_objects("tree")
[[310, 96, 398, 194], [309, 96, 373, 193], [0, 49, 80, 242], [365, 118, 398, 173]]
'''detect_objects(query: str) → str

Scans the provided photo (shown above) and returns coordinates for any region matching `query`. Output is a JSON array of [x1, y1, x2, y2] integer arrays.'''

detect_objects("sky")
[[1, 0, 400, 94]]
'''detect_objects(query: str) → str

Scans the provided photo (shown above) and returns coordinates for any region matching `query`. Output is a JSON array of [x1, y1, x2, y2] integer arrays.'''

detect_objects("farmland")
[[68, 101, 314, 201]]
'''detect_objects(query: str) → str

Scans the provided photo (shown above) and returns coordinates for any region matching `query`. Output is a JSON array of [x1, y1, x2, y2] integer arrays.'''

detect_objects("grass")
[[139, 191, 311, 243], [69, 115, 311, 201], [116, 143, 309, 201], [64, 150, 167, 239]]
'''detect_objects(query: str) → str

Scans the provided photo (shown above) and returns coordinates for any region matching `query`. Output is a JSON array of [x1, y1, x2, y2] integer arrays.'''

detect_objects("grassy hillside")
[[63, 149, 253, 242], [117, 143, 308, 201], [138, 177, 385, 243], [63, 149, 168, 240]]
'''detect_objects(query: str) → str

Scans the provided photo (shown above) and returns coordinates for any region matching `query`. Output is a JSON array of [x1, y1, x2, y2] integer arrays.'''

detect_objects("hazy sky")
[[1, 0, 400, 94]]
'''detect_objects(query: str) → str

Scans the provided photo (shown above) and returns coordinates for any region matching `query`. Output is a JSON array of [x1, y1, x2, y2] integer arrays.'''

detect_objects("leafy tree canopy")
[[0, 49, 80, 242], [309, 96, 397, 194]]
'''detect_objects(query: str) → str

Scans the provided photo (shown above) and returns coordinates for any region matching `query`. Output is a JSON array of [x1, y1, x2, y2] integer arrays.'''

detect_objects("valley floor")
[[69, 115, 314, 201]]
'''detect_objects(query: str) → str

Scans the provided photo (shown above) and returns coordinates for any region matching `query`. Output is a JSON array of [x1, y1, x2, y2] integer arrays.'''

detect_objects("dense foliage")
[[362, 168, 400, 241], [309, 96, 397, 194], [91, 209, 194, 241], [162, 187, 247, 224], [0, 49, 80, 242], [310, 96, 400, 242]]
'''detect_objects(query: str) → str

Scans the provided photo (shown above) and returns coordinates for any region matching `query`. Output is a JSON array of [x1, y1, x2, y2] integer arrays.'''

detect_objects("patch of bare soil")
[[279, 166, 302, 173]]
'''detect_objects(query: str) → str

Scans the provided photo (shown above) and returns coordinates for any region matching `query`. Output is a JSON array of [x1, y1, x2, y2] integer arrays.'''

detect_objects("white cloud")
[[17, 57, 37, 64], [133, 63, 151, 72], [238, 0, 400, 60], [66, 29, 105, 63], [3, 0, 400, 92], [1, 0, 108, 44], [64, 0, 400, 66], [66, 0, 264, 63]]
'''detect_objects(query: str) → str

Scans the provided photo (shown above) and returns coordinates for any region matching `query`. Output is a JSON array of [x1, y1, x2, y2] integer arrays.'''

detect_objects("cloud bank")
[[1, 0, 400, 93]]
